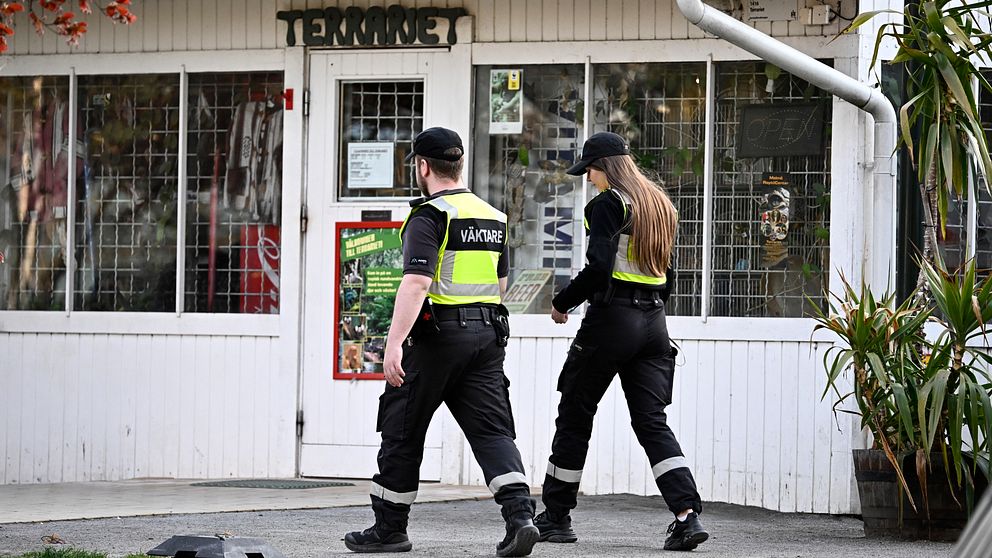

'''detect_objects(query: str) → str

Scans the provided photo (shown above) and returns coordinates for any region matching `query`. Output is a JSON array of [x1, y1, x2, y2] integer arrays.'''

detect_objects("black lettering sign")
[[736, 104, 826, 158], [324, 7, 345, 46], [446, 219, 507, 252], [277, 5, 466, 47], [302, 9, 324, 46]]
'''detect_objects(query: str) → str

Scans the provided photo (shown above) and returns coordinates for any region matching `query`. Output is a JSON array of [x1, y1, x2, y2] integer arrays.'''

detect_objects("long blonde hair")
[[595, 155, 678, 275]]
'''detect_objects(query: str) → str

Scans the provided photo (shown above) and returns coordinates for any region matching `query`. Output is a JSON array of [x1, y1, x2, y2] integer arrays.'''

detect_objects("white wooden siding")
[[455, 333, 859, 515], [0, 333, 295, 484], [8, 0, 857, 56]]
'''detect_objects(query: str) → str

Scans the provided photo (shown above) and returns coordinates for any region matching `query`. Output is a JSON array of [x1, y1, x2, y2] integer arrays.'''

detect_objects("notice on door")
[[347, 142, 395, 189], [335, 221, 404, 380]]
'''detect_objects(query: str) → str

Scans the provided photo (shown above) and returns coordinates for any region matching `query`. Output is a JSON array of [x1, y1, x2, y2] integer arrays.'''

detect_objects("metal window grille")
[[593, 63, 707, 316], [0, 76, 71, 311], [75, 74, 180, 312], [185, 72, 285, 314], [710, 62, 832, 318], [975, 73, 992, 277], [472, 65, 585, 313], [338, 81, 424, 199]]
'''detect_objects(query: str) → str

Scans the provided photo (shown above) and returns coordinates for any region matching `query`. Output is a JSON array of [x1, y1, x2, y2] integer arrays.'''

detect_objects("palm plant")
[[813, 259, 992, 518], [917, 256, 992, 509], [845, 0, 992, 289], [812, 276, 931, 511]]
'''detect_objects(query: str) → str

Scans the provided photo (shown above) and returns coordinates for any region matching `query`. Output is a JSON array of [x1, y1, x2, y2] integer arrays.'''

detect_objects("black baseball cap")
[[405, 127, 465, 162], [566, 132, 631, 175]]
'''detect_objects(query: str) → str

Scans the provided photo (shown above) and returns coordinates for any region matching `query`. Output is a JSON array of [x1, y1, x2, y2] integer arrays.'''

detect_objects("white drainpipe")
[[677, 0, 898, 290]]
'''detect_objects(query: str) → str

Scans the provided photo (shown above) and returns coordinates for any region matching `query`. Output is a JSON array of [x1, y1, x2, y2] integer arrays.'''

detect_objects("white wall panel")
[[8, 0, 854, 55], [453, 332, 859, 514], [0, 333, 294, 484]]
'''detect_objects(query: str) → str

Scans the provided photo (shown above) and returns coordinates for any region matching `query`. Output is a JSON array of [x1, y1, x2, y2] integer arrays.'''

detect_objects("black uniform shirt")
[[551, 189, 674, 312], [402, 189, 509, 279]]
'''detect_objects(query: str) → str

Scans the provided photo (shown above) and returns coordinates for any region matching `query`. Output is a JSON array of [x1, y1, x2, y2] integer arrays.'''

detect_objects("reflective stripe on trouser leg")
[[651, 456, 688, 479], [370, 481, 418, 505], [488, 471, 529, 494], [546, 462, 583, 483]]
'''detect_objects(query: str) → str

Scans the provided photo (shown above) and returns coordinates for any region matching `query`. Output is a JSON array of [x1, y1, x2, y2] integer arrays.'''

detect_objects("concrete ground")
[[0, 493, 953, 558]]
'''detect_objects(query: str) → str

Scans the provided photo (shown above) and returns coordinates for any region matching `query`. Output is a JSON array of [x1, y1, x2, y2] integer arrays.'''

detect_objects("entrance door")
[[299, 47, 470, 479]]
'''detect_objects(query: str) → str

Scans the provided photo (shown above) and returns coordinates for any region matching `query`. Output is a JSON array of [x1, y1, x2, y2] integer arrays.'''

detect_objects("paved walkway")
[[0, 480, 955, 557], [0, 479, 492, 523]]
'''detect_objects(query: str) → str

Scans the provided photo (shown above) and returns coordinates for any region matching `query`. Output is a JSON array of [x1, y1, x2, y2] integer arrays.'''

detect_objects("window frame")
[[333, 76, 428, 202], [470, 38, 859, 327], [0, 49, 290, 334]]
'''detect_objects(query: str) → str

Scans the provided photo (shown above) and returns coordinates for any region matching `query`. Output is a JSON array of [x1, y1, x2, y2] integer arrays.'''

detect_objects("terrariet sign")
[[277, 6, 467, 47]]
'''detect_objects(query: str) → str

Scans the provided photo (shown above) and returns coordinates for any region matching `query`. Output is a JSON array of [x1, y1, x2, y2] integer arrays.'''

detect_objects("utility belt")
[[432, 305, 497, 324], [412, 300, 511, 346], [590, 283, 665, 308]]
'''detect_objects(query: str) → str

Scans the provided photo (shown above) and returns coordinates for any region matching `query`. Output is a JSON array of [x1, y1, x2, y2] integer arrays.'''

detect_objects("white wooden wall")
[[456, 320, 859, 515], [0, 333, 296, 484], [8, 0, 856, 56]]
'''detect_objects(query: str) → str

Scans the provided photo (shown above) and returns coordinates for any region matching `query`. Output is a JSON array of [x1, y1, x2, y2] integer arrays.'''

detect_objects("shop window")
[[185, 72, 285, 313], [471, 65, 585, 314], [592, 63, 707, 316], [74, 75, 181, 311], [978, 189, 992, 274], [937, 195, 968, 271], [0, 76, 71, 311], [338, 80, 424, 199], [710, 62, 832, 318]]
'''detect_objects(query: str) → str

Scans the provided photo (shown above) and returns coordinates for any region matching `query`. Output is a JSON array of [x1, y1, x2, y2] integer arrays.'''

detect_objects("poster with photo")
[[490, 69, 523, 134], [334, 221, 404, 380]]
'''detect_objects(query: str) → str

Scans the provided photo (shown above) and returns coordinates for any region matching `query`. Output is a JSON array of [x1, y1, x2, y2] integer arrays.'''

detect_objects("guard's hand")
[[551, 308, 569, 324], [383, 343, 406, 387]]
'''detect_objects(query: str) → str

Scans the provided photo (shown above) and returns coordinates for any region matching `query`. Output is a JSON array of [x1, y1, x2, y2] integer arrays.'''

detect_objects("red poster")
[[241, 224, 281, 314]]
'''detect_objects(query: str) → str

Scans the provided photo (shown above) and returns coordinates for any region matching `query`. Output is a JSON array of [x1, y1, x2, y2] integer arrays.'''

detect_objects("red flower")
[[53, 11, 75, 25], [77, 0, 91, 14], [28, 11, 43, 33], [0, 22, 13, 35], [0, 35, 7, 53], [105, 1, 135, 24], [40, 0, 65, 12], [63, 20, 85, 45], [0, 2, 25, 17]]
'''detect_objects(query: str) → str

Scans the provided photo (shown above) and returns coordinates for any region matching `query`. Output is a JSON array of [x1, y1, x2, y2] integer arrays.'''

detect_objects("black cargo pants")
[[371, 306, 534, 532], [543, 297, 702, 516]]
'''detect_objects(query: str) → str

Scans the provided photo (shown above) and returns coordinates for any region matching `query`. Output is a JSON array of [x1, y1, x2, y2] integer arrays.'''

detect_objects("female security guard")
[[534, 132, 709, 552]]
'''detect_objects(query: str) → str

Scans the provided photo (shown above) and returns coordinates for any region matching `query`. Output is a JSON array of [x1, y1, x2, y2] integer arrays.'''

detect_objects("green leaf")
[[936, 51, 980, 124], [868, 353, 890, 388], [842, 9, 901, 37], [892, 384, 918, 443]]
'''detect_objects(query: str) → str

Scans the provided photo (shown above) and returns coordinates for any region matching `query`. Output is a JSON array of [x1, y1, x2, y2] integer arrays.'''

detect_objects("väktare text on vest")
[[460, 227, 504, 244]]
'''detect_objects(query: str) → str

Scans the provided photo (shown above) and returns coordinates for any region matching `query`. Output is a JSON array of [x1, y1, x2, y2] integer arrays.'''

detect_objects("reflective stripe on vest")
[[586, 189, 666, 286], [402, 192, 506, 306]]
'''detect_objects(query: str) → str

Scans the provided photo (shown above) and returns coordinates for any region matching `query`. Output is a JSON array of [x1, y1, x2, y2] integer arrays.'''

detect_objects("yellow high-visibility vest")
[[585, 189, 667, 286], [401, 191, 507, 306]]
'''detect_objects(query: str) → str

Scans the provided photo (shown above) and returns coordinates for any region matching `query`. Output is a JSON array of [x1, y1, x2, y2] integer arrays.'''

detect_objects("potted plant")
[[812, 259, 992, 540]]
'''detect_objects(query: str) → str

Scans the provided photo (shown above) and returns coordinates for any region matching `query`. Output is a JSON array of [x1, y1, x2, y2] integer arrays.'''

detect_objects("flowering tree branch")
[[0, 0, 138, 52]]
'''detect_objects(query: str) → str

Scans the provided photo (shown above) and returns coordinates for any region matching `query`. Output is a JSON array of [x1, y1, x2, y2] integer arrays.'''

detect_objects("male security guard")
[[344, 127, 539, 557]]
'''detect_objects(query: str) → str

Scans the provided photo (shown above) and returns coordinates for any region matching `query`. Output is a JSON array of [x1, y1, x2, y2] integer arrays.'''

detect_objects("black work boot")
[[496, 512, 540, 557], [343, 525, 412, 553], [664, 512, 709, 551], [534, 509, 577, 543]]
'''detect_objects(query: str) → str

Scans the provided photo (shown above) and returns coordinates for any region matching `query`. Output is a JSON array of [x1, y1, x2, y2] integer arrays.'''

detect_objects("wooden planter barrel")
[[854, 448, 986, 542]]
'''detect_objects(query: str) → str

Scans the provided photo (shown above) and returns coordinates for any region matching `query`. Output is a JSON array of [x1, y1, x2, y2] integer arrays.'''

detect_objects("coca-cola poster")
[[241, 224, 281, 314]]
